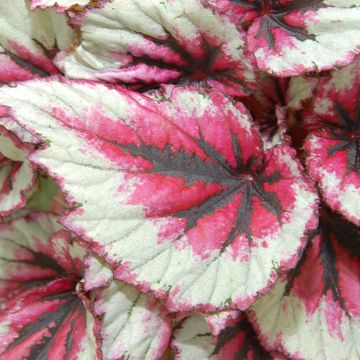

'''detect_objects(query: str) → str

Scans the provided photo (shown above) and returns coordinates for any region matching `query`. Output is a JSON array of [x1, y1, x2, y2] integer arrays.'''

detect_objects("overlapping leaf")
[[55, 0, 257, 96], [304, 59, 360, 225], [0, 210, 171, 360], [0, 125, 36, 216], [241, 73, 289, 147], [30, 0, 92, 11], [0, 45, 37, 83], [0, 0, 73, 78], [172, 312, 279, 359], [0, 114, 39, 144], [85, 257, 172, 360], [212, 0, 360, 76], [0, 213, 97, 359], [28, 174, 67, 214], [93, 282, 171, 360], [286, 75, 319, 111], [205, 309, 241, 337], [248, 208, 360, 360], [0, 80, 318, 311]]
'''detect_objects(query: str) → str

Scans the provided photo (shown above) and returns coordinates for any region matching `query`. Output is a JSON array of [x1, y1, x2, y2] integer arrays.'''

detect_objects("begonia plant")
[[0, 1, 359, 359]]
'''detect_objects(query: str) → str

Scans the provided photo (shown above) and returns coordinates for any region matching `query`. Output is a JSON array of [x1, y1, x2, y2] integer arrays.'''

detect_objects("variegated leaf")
[[286, 76, 319, 111], [0, 0, 73, 77], [0, 125, 36, 215], [0, 80, 318, 312], [55, 0, 257, 96], [241, 73, 289, 146], [213, 0, 360, 76], [84, 256, 172, 360], [0, 213, 98, 359], [172, 312, 278, 359], [31, 0, 92, 11], [0, 45, 37, 83], [83, 255, 113, 292], [28, 174, 67, 214], [304, 59, 360, 225], [0, 114, 39, 144], [93, 281, 171, 360], [205, 310, 241, 337], [249, 208, 360, 360]]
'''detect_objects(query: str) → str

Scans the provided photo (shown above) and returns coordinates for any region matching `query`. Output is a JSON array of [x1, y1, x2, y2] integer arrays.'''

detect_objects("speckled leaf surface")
[[286, 75, 319, 111], [204, 309, 241, 337]]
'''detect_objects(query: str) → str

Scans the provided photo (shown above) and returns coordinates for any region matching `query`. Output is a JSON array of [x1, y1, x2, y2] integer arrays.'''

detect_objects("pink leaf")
[[84, 256, 172, 360], [304, 59, 360, 225], [249, 207, 360, 360], [0, 80, 318, 311], [172, 312, 281, 359], [213, 0, 360, 76], [0, 126, 37, 216], [55, 0, 257, 96], [30, 0, 91, 11], [0, 47, 37, 82], [0, 213, 98, 359], [0, 0, 74, 77]]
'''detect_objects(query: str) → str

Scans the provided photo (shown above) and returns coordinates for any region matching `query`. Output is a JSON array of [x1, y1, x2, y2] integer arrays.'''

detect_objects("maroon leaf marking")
[[321, 93, 360, 174], [303, 60, 360, 225], [120, 128, 284, 248], [173, 312, 279, 359], [0, 47, 50, 79], [0, 161, 24, 194], [0, 216, 94, 359], [126, 32, 253, 94], [249, 205, 360, 359], [212, 317, 273, 359], [231, 0, 324, 48], [0, 82, 318, 310], [285, 206, 359, 315], [3, 283, 85, 359]]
